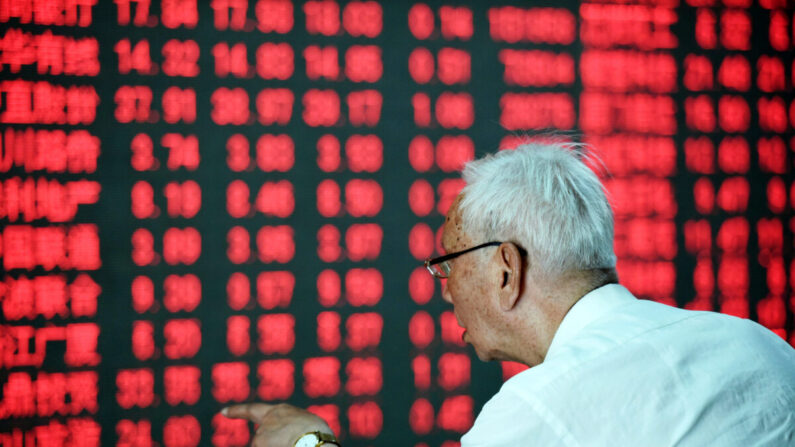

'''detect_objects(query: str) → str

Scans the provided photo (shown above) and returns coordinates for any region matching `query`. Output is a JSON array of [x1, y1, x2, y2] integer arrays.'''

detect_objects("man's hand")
[[222, 403, 335, 447]]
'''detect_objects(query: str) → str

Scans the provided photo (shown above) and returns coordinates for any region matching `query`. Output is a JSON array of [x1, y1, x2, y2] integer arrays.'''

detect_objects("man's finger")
[[222, 403, 274, 422]]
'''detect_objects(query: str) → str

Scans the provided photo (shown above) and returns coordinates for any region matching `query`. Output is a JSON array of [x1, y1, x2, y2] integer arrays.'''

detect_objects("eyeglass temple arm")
[[426, 241, 503, 266]]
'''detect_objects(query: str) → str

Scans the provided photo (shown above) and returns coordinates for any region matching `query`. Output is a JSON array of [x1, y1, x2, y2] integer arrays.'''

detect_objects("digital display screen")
[[0, 0, 793, 446]]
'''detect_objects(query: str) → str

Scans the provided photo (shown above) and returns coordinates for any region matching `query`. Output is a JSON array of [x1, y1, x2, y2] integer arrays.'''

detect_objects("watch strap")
[[295, 431, 340, 447], [316, 431, 339, 446]]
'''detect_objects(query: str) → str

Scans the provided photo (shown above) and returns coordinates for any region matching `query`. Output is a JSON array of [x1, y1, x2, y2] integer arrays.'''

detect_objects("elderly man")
[[224, 143, 795, 446]]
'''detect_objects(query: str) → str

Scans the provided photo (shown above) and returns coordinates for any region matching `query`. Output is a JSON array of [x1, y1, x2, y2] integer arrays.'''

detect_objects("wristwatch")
[[294, 431, 339, 447]]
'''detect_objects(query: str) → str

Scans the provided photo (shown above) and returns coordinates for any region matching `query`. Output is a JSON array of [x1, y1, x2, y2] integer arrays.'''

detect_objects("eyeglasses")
[[424, 241, 503, 279]]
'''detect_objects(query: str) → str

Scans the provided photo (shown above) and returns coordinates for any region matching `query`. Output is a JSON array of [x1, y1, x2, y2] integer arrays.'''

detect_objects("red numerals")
[[258, 359, 295, 400], [343, 1, 382, 37], [116, 419, 153, 447], [409, 312, 434, 349], [345, 135, 383, 172], [303, 89, 341, 127], [438, 353, 471, 390], [435, 136, 474, 172], [720, 10, 750, 50], [408, 4, 434, 39], [162, 40, 199, 77], [257, 271, 294, 309], [212, 414, 250, 447], [256, 181, 295, 217], [161, 0, 199, 29], [227, 226, 251, 263], [115, 86, 152, 123], [212, 88, 250, 125], [346, 224, 383, 261], [317, 269, 341, 306], [162, 87, 196, 123], [129, 133, 199, 171], [317, 311, 341, 351], [132, 228, 156, 266], [132, 321, 155, 360], [214, 43, 252, 78], [304, 357, 341, 397], [345, 180, 383, 217], [226, 315, 250, 355], [257, 226, 295, 263], [684, 55, 713, 91], [163, 319, 201, 359], [226, 181, 251, 218], [345, 357, 382, 396], [211, 362, 250, 403], [257, 88, 294, 125], [131, 133, 157, 171], [256, 0, 294, 33], [256, 43, 294, 79], [163, 416, 200, 447], [116, 369, 155, 409], [131, 180, 157, 219], [304, 0, 340, 36], [345, 268, 382, 306], [131, 228, 201, 266], [226, 134, 251, 171], [409, 398, 433, 434], [211, 0, 249, 30], [488, 7, 575, 44], [717, 55, 750, 91], [346, 312, 382, 350], [258, 314, 295, 354], [257, 134, 295, 171], [409, 266, 434, 305], [348, 402, 383, 438], [115, 39, 154, 74], [115, 0, 153, 27], [161, 134, 200, 170], [132, 275, 155, 313], [164, 181, 202, 218], [345, 46, 382, 83], [317, 224, 342, 262], [436, 395, 473, 433], [439, 6, 473, 40], [347, 90, 382, 126], [316, 179, 383, 217], [304, 45, 340, 80], [163, 227, 202, 265]]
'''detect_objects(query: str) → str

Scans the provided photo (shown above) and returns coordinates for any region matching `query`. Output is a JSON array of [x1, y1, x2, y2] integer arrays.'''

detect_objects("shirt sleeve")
[[461, 389, 575, 447]]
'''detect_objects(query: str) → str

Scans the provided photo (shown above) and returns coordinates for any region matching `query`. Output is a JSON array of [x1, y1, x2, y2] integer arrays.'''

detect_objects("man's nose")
[[440, 279, 453, 304]]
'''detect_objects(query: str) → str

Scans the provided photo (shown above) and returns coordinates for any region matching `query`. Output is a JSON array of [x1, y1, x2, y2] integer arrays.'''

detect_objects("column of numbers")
[[578, 1, 679, 305], [120, 0, 203, 445], [218, 1, 297, 445], [306, 1, 386, 442], [407, 4, 478, 446]]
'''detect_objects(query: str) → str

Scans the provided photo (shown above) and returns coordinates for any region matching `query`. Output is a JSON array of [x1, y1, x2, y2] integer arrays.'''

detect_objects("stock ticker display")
[[0, 0, 793, 445]]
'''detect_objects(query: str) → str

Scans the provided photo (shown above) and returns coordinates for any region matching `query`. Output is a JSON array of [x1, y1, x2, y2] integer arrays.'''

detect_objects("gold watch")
[[294, 431, 339, 447]]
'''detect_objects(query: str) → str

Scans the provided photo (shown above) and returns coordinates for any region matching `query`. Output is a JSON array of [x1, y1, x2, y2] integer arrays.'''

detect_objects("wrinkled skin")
[[222, 403, 334, 447]]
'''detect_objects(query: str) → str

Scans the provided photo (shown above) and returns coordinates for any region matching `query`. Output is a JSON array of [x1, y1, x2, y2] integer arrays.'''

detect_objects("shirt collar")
[[545, 283, 635, 359]]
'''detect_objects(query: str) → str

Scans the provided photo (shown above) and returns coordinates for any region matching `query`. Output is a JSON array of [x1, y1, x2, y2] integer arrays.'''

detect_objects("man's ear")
[[496, 242, 523, 312]]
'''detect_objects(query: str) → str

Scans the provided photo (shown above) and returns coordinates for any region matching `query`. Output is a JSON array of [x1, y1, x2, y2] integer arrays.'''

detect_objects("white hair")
[[459, 142, 616, 279]]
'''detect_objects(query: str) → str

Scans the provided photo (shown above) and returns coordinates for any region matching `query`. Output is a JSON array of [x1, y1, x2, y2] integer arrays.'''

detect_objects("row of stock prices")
[[0, 0, 792, 446]]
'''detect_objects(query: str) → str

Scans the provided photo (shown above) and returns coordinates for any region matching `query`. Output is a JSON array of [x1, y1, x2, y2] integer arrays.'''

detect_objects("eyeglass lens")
[[432, 261, 451, 278]]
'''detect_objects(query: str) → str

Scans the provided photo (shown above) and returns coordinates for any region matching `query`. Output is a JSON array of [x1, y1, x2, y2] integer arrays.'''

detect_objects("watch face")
[[295, 433, 320, 447]]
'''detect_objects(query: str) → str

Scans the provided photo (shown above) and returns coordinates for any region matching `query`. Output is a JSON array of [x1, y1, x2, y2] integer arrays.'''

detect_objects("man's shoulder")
[[466, 303, 795, 446], [503, 299, 795, 403]]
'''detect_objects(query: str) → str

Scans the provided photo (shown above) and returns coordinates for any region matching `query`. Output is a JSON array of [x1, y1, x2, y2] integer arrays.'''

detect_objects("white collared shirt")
[[461, 284, 795, 446]]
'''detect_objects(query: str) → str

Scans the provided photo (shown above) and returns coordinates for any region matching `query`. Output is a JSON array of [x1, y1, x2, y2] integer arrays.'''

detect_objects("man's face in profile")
[[440, 195, 505, 362]]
